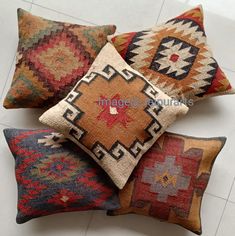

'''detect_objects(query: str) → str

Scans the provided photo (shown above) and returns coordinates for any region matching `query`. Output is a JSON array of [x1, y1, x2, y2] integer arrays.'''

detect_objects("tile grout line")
[[84, 211, 95, 236], [215, 177, 235, 236], [25, 1, 121, 34], [205, 192, 227, 201], [0, 56, 16, 100], [0, 1, 33, 101], [21, 0, 32, 2], [0, 123, 14, 128], [221, 66, 235, 73], [155, 0, 165, 25], [29, 2, 98, 26], [227, 176, 235, 203], [228, 199, 235, 204]]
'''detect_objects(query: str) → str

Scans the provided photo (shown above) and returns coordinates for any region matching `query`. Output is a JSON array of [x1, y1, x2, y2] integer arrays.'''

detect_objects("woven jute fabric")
[[108, 132, 226, 235], [4, 128, 120, 224], [3, 8, 116, 108], [39, 43, 189, 189], [108, 6, 234, 103]]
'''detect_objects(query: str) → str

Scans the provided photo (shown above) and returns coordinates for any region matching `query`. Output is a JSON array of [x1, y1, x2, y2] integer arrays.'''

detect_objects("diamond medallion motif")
[[150, 37, 199, 80], [142, 156, 191, 202]]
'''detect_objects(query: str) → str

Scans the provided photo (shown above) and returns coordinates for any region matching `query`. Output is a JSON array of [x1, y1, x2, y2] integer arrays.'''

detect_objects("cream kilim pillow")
[[39, 43, 188, 189]]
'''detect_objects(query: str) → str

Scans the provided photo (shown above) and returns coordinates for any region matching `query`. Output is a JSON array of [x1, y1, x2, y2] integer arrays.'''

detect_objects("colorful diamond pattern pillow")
[[4, 128, 120, 223], [3, 8, 116, 108], [108, 132, 226, 234], [109, 6, 234, 103], [39, 43, 188, 189]]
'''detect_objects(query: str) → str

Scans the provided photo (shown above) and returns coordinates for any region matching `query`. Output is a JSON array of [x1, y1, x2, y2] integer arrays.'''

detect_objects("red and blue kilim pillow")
[[4, 128, 120, 223]]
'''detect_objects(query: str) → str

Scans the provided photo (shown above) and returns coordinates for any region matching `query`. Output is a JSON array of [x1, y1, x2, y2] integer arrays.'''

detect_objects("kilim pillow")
[[108, 6, 234, 104], [4, 128, 120, 224], [3, 8, 116, 108], [39, 43, 189, 189], [107, 132, 226, 235]]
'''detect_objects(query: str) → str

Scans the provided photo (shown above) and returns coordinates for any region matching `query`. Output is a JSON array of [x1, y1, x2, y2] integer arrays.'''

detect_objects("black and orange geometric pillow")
[[109, 6, 234, 103], [39, 43, 188, 189], [108, 132, 226, 235], [4, 128, 120, 223], [3, 9, 116, 108]]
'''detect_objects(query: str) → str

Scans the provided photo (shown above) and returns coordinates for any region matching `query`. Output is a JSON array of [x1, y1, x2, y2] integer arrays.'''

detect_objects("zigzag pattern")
[[111, 6, 233, 102], [148, 74, 182, 98], [126, 31, 152, 66], [162, 19, 206, 45], [189, 56, 217, 97]]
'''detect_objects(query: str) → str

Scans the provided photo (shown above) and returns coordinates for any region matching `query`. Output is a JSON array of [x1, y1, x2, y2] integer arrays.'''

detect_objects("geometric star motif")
[[30, 152, 81, 183], [62, 66, 162, 159], [141, 156, 191, 202], [38, 132, 67, 148], [96, 94, 133, 128], [47, 189, 83, 207], [150, 37, 199, 80]]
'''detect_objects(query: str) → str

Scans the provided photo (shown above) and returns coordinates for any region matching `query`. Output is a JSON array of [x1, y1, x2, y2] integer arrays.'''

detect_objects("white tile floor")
[[0, 0, 234, 235]]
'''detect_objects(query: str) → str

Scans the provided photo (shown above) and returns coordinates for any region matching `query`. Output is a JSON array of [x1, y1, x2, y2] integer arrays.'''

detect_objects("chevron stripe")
[[156, 19, 206, 46], [128, 31, 155, 68]]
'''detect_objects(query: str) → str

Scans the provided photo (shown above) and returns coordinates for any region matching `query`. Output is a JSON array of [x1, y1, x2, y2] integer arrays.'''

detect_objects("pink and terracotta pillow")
[[109, 6, 234, 104], [3, 8, 116, 108], [108, 132, 226, 235], [39, 43, 188, 189]]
